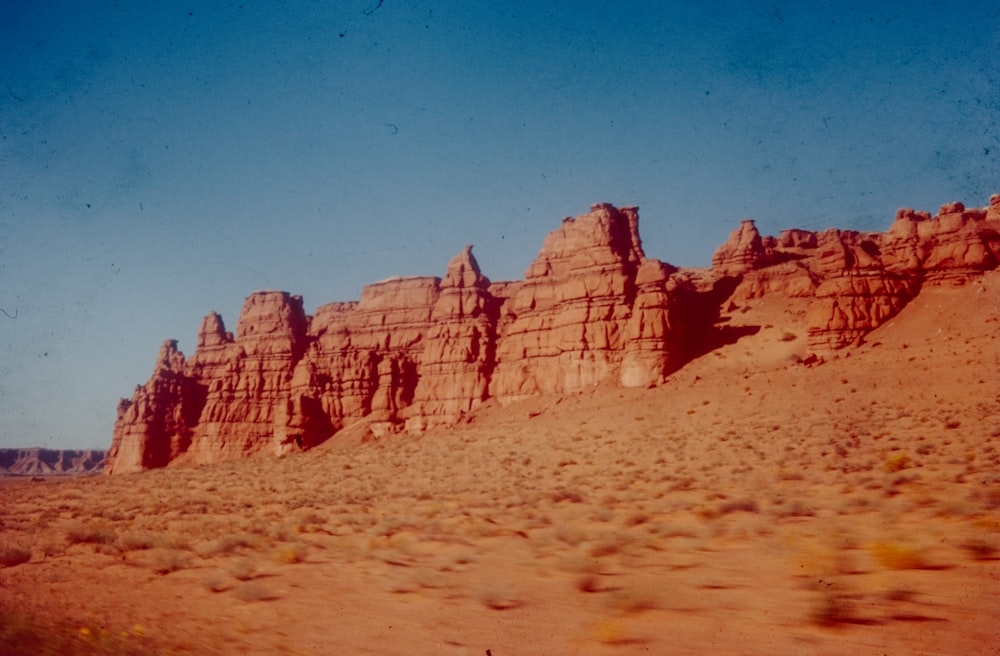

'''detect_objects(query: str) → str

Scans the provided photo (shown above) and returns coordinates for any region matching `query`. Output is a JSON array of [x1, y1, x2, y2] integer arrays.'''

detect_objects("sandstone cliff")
[[713, 194, 1000, 348], [107, 195, 1000, 474]]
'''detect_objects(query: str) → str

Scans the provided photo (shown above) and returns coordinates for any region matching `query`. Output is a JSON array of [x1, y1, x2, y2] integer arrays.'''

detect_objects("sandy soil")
[[2, 272, 999, 655]]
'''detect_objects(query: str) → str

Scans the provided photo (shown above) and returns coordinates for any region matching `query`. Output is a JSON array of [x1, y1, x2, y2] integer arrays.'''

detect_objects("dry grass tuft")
[[810, 588, 866, 626], [227, 557, 257, 581], [604, 583, 663, 614], [64, 520, 117, 547], [0, 545, 31, 568], [232, 581, 280, 602], [550, 488, 585, 503], [959, 538, 997, 561], [575, 574, 603, 593], [118, 532, 155, 551], [883, 454, 912, 473], [590, 617, 644, 645], [587, 534, 630, 558], [272, 542, 309, 564], [623, 511, 651, 527], [719, 498, 760, 515], [475, 583, 522, 610], [869, 542, 929, 570], [194, 533, 257, 558], [202, 572, 232, 593], [149, 548, 193, 575]]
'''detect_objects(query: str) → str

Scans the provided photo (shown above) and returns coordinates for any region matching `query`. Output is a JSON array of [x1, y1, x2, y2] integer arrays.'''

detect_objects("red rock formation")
[[712, 220, 770, 276], [803, 230, 917, 349], [183, 292, 311, 463], [406, 245, 498, 431], [618, 262, 738, 387], [885, 201, 1000, 280], [714, 195, 1000, 349], [287, 247, 499, 439], [109, 248, 505, 471], [491, 204, 644, 402], [107, 195, 1000, 473], [196, 311, 233, 349], [807, 273, 918, 349], [106, 340, 204, 475], [619, 259, 681, 388]]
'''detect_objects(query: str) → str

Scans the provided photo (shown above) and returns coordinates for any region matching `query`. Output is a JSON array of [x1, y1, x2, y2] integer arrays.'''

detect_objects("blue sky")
[[1, 1, 997, 450]]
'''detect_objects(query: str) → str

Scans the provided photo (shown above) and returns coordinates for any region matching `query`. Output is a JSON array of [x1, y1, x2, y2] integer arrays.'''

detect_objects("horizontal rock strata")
[[107, 195, 1000, 473], [0, 448, 106, 476], [713, 194, 1000, 348]]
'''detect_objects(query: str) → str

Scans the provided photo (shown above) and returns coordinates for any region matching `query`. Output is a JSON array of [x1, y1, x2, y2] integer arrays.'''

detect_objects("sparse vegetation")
[[64, 520, 116, 547], [0, 611, 157, 656], [718, 498, 759, 514], [1, 290, 998, 654], [869, 542, 929, 570], [883, 453, 911, 473], [149, 548, 192, 575], [118, 531, 155, 551], [0, 545, 31, 568], [232, 581, 279, 603], [811, 588, 864, 627], [475, 583, 521, 610], [272, 541, 308, 564], [227, 557, 257, 581]]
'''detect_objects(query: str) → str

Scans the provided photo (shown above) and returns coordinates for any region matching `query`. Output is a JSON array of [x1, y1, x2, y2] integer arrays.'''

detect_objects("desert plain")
[[1, 271, 999, 655]]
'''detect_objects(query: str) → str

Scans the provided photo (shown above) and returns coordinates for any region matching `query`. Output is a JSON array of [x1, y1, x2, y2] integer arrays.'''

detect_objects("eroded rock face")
[[408, 245, 498, 431], [106, 340, 205, 475], [297, 253, 498, 439], [109, 249, 507, 471], [712, 220, 770, 276], [186, 292, 310, 464], [807, 273, 919, 349], [491, 204, 645, 402], [885, 201, 1000, 280], [714, 196, 1000, 349], [619, 262, 737, 388], [108, 195, 1000, 473]]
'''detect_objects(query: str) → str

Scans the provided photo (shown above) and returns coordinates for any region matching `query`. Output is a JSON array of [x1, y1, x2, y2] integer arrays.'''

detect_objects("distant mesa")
[[106, 194, 1000, 474], [0, 448, 106, 477]]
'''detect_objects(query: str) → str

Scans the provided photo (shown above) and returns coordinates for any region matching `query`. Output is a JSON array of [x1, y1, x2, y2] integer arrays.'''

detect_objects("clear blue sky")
[[1, 1, 996, 450]]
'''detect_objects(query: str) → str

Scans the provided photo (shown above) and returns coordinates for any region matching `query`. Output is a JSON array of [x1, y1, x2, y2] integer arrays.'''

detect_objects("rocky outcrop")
[[108, 248, 506, 472], [714, 194, 1000, 349], [618, 263, 740, 388], [406, 245, 498, 430], [107, 340, 205, 474], [108, 195, 1000, 473], [190, 292, 309, 463], [712, 220, 772, 276], [491, 204, 645, 401], [0, 448, 106, 476], [295, 248, 498, 439], [885, 201, 1000, 280]]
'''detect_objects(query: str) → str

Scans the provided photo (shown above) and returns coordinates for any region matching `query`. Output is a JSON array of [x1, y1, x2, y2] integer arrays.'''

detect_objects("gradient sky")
[[1, 1, 997, 450]]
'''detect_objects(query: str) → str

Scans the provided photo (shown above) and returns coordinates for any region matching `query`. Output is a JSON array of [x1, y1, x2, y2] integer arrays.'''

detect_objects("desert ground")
[[2, 271, 999, 655]]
